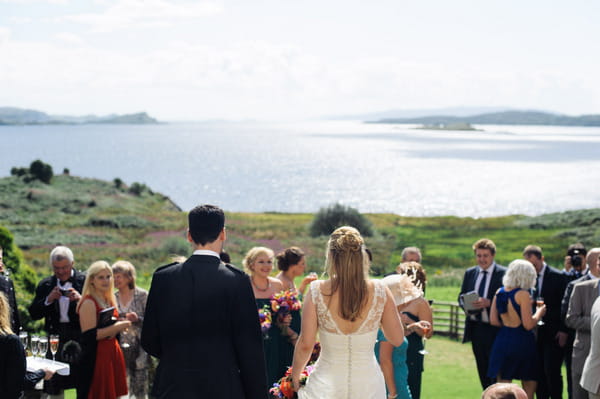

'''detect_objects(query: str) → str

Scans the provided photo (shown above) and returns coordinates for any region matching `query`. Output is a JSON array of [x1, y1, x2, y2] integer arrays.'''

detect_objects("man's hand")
[[64, 287, 81, 302], [564, 256, 572, 273], [556, 331, 568, 348], [43, 369, 56, 380], [472, 297, 491, 309], [47, 287, 63, 304]]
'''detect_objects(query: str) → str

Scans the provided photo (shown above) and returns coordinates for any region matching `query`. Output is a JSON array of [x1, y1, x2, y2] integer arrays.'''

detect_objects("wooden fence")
[[431, 300, 464, 340]]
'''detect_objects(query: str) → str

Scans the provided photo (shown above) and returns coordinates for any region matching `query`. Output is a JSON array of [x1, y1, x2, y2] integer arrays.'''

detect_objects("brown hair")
[[112, 260, 137, 289], [325, 226, 368, 322], [397, 261, 427, 291], [522, 245, 543, 260], [473, 238, 496, 255], [276, 247, 305, 271]]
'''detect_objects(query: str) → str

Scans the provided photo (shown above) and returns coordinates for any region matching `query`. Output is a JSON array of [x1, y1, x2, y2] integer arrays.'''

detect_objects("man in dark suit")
[[459, 238, 507, 389], [29, 245, 85, 398], [0, 245, 20, 333], [142, 204, 268, 399], [523, 245, 569, 399]]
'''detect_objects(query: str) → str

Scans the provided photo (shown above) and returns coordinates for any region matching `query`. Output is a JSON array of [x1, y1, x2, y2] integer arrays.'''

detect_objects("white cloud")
[[54, 32, 84, 45], [0, 26, 10, 44], [60, 0, 223, 33], [0, 0, 68, 4]]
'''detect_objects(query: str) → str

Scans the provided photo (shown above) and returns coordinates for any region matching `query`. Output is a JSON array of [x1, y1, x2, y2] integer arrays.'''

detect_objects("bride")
[[292, 226, 405, 399]]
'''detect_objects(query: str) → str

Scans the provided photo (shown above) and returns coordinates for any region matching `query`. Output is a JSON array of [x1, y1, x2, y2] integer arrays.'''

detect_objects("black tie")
[[535, 274, 541, 298], [478, 270, 488, 299]]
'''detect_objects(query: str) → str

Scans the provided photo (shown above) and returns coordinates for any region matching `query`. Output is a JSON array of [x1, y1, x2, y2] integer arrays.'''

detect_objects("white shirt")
[[192, 249, 220, 259], [474, 263, 496, 323]]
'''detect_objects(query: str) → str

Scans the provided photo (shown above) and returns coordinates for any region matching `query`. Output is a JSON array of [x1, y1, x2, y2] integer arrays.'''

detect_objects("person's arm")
[[79, 299, 130, 340], [292, 288, 318, 391], [298, 274, 318, 296], [232, 274, 269, 399], [565, 284, 590, 331], [6, 335, 26, 398], [518, 290, 545, 331], [28, 281, 57, 320], [380, 287, 404, 347], [141, 274, 161, 358], [489, 293, 501, 327], [378, 341, 398, 398]]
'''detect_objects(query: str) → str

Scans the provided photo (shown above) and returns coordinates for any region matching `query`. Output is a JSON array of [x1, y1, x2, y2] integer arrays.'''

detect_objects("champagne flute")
[[536, 297, 545, 326], [19, 331, 28, 352], [50, 335, 59, 363], [31, 335, 39, 358], [418, 325, 431, 355], [118, 312, 130, 349], [38, 336, 48, 359]]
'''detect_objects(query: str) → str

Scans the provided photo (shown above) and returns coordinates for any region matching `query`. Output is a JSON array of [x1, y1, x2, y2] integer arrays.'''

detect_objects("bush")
[[10, 167, 28, 177], [113, 178, 123, 189], [29, 159, 53, 184], [309, 203, 374, 237], [129, 182, 147, 196]]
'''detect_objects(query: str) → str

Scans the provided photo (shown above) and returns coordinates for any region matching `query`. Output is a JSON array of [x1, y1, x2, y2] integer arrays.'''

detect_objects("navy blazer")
[[141, 255, 268, 399], [458, 263, 507, 343], [538, 264, 569, 334]]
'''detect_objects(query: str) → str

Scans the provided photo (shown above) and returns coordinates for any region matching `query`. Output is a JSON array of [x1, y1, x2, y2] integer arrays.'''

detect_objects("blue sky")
[[1, 0, 599, 120]]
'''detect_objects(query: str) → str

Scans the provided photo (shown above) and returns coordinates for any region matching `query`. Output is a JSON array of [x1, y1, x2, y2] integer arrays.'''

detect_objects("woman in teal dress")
[[378, 273, 432, 399], [243, 246, 293, 388]]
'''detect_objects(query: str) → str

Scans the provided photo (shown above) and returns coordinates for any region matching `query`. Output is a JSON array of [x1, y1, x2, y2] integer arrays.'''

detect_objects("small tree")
[[29, 159, 53, 184], [309, 203, 374, 237], [113, 178, 124, 189]]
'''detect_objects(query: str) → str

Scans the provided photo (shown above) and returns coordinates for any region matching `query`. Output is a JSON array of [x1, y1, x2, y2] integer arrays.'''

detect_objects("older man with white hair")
[[29, 246, 86, 399]]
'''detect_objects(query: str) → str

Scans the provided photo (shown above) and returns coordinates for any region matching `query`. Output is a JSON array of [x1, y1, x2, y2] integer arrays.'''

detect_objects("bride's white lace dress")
[[299, 280, 387, 399]]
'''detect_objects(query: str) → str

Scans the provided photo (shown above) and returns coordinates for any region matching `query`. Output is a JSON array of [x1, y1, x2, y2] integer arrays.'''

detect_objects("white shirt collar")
[[477, 263, 495, 274], [192, 249, 220, 259], [538, 263, 547, 276]]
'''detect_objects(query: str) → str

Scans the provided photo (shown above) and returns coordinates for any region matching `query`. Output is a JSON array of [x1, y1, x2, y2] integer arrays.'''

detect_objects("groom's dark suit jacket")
[[141, 255, 268, 399]]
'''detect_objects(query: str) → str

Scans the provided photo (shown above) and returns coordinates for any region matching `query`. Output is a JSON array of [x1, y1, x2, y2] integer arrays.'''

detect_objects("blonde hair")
[[0, 292, 13, 335], [325, 226, 369, 322], [112, 260, 136, 289], [503, 259, 536, 290], [397, 261, 427, 291], [242, 247, 274, 275], [77, 261, 117, 312]]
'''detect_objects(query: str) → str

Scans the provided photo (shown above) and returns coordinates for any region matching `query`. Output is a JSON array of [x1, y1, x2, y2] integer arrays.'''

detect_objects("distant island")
[[0, 106, 159, 125], [369, 110, 600, 127], [415, 122, 481, 131]]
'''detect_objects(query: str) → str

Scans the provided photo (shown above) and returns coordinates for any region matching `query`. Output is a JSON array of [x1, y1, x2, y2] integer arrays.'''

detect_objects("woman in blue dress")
[[377, 274, 432, 399], [487, 259, 547, 399]]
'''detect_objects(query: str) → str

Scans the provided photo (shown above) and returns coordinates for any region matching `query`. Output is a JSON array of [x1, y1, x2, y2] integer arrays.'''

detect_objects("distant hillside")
[[0, 106, 159, 125], [370, 110, 600, 126]]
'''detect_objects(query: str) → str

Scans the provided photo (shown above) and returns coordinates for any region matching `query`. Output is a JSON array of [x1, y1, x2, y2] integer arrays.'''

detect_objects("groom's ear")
[[219, 227, 226, 242], [186, 229, 195, 244]]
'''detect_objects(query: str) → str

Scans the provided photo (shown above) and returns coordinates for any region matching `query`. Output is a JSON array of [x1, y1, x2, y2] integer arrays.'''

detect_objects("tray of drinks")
[[26, 357, 70, 376]]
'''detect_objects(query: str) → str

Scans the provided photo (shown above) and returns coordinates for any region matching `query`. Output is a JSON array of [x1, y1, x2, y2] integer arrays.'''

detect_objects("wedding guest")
[[488, 259, 546, 399], [0, 245, 20, 333], [1, 292, 55, 399], [28, 245, 86, 398], [243, 246, 292, 386], [396, 261, 432, 399], [482, 382, 528, 399], [291, 226, 404, 398], [401, 247, 422, 263], [275, 246, 317, 297], [77, 261, 131, 399], [112, 260, 149, 399], [377, 274, 431, 399]]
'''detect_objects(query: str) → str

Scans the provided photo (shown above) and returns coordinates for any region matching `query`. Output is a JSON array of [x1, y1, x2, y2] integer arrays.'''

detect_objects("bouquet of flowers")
[[258, 305, 272, 336], [269, 365, 315, 399], [269, 342, 320, 398], [270, 289, 302, 324]]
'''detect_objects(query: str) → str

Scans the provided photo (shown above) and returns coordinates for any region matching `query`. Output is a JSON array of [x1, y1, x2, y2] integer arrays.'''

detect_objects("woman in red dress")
[[77, 261, 131, 399]]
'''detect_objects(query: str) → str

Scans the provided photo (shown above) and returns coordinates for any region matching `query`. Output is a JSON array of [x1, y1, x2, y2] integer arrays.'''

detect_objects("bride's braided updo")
[[325, 226, 369, 321]]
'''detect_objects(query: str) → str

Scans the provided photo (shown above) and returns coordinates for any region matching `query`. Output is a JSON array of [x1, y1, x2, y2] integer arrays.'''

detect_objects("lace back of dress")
[[310, 280, 387, 335]]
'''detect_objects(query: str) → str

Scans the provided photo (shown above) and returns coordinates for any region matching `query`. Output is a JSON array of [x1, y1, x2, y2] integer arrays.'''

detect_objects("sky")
[[1, 0, 599, 121]]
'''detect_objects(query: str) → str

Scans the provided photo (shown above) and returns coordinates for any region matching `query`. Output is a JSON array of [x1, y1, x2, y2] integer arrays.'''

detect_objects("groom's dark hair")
[[188, 204, 225, 245]]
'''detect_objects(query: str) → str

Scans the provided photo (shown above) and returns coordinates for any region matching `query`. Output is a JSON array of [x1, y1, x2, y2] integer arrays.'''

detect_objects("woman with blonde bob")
[[487, 259, 547, 399], [77, 261, 132, 399], [292, 226, 404, 399]]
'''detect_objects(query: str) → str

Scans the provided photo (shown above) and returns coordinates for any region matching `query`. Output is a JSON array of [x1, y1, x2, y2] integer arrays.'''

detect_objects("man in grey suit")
[[580, 296, 600, 399], [141, 204, 268, 399], [566, 252, 600, 399]]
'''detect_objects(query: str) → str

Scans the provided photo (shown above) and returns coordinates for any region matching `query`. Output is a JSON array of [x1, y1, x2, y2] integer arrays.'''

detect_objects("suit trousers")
[[536, 327, 565, 399], [572, 368, 588, 399], [470, 321, 497, 389]]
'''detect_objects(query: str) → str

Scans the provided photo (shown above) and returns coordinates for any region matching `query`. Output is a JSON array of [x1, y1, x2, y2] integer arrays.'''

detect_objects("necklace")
[[280, 273, 296, 290], [252, 277, 270, 292]]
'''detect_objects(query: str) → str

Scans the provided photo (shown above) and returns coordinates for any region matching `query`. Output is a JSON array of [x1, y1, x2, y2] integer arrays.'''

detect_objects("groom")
[[141, 204, 268, 398]]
